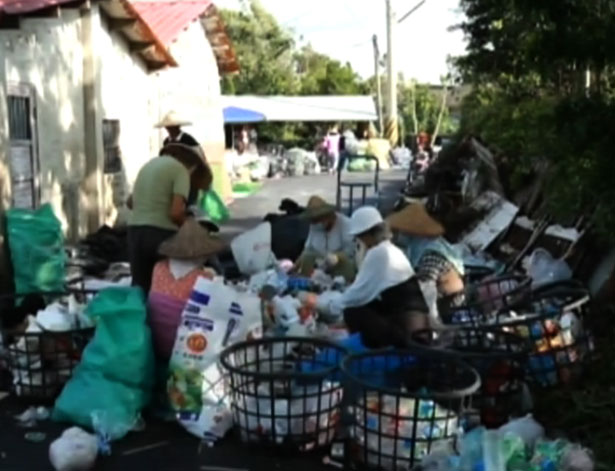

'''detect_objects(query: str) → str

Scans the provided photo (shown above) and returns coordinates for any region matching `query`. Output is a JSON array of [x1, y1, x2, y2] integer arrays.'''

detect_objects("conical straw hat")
[[301, 195, 336, 220], [386, 203, 445, 237], [158, 219, 226, 259], [155, 110, 191, 128]]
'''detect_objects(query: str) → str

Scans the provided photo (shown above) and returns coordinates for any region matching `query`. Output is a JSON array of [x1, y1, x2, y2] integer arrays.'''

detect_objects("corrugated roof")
[[131, 1, 238, 74], [0, 0, 79, 15], [0, 0, 177, 70], [131, 0, 212, 46], [0, 0, 238, 74]]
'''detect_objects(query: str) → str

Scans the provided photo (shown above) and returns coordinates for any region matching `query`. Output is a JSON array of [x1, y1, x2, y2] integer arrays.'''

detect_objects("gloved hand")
[[325, 253, 339, 268]]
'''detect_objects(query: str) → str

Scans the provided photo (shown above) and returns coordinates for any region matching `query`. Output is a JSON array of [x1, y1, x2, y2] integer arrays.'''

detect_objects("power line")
[[398, 0, 427, 24], [279, 6, 328, 28], [342, 0, 367, 25]]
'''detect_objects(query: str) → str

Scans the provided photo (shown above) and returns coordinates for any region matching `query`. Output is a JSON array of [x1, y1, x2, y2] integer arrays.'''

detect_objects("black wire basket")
[[342, 350, 480, 471], [0, 291, 96, 403], [440, 274, 531, 327], [462, 265, 496, 285], [495, 281, 594, 388], [410, 327, 530, 428], [220, 337, 347, 452]]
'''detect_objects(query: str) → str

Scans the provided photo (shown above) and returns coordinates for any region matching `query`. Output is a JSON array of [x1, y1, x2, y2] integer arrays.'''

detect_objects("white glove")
[[325, 253, 339, 268]]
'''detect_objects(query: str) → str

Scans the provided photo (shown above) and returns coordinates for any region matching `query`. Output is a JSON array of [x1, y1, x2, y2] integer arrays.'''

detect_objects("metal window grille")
[[103, 119, 122, 174], [7, 88, 38, 209], [8, 96, 32, 140]]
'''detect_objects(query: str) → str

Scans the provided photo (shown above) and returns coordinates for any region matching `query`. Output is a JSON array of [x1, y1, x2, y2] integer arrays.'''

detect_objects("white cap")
[[349, 206, 384, 236]]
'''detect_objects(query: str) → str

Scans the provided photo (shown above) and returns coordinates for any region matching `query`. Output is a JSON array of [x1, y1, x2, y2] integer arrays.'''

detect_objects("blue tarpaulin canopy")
[[223, 106, 266, 124], [222, 95, 377, 123]]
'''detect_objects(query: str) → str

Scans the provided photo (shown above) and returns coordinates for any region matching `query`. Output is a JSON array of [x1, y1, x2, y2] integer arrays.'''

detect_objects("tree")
[[295, 46, 367, 96], [220, 0, 298, 95], [455, 0, 615, 242], [397, 79, 456, 145], [220, 1, 368, 145]]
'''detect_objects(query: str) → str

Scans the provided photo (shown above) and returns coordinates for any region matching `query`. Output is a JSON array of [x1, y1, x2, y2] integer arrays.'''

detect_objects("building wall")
[[95, 12, 154, 226], [0, 9, 230, 236], [154, 20, 231, 201], [0, 10, 88, 238]]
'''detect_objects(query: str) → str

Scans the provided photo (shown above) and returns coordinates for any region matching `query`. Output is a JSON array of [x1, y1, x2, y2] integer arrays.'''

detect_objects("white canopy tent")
[[221, 95, 378, 123]]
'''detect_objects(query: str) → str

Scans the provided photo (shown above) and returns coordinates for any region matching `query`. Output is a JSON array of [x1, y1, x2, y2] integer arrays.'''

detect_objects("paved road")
[[222, 169, 407, 239]]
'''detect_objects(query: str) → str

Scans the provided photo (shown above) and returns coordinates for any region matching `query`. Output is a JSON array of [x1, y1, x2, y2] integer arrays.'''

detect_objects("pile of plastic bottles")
[[418, 415, 594, 471]]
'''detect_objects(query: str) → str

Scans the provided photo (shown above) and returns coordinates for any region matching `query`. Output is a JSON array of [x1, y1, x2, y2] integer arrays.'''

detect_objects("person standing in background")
[[156, 111, 206, 161], [323, 127, 341, 173]]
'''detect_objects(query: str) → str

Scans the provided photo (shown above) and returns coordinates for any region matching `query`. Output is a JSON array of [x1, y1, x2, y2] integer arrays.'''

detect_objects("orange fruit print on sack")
[[186, 333, 208, 353]]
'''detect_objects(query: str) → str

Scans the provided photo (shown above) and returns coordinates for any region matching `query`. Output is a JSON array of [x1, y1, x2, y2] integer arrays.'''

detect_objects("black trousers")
[[343, 278, 430, 349], [127, 226, 176, 294], [344, 303, 429, 349]]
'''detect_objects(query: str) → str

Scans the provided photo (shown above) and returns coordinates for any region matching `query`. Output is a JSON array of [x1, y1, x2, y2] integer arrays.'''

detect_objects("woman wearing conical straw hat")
[[294, 195, 356, 282]]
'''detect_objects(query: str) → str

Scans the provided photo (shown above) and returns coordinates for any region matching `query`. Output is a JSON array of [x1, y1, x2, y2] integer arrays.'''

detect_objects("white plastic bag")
[[168, 277, 262, 440], [231, 222, 274, 275], [272, 295, 301, 328], [49, 427, 98, 471], [527, 248, 572, 287], [36, 302, 74, 332], [498, 414, 545, 448]]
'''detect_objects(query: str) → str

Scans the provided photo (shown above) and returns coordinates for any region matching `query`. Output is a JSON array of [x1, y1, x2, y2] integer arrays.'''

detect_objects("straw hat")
[[155, 111, 191, 128], [302, 196, 336, 220], [386, 203, 445, 237], [158, 219, 226, 259]]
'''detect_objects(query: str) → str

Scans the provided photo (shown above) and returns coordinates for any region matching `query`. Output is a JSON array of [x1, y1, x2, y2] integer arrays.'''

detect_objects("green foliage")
[[220, 0, 457, 146], [399, 82, 457, 138], [456, 0, 615, 242], [220, 1, 298, 96], [220, 1, 367, 143], [296, 46, 367, 96]]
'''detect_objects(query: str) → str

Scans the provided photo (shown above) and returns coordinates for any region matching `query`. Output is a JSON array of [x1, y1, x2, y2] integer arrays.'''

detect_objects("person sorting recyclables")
[[293, 195, 356, 282], [316, 206, 430, 348]]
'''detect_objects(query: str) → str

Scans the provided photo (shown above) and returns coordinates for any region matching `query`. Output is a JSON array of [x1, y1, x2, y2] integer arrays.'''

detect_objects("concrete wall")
[[154, 20, 231, 201], [0, 10, 88, 238], [0, 9, 230, 235], [96, 12, 154, 226]]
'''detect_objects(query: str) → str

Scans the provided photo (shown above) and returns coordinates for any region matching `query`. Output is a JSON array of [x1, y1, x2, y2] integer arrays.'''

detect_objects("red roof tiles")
[[131, 0, 212, 46], [0, 0, 80, 15]]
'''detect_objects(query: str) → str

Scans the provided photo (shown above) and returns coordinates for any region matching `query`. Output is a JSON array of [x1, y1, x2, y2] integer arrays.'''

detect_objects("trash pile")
[[1, 293, 95, 400], [417, 415, 594, 471], [220, 336, 346, 450], [354, 394, 460, 467], [0, 134, 610, 471]]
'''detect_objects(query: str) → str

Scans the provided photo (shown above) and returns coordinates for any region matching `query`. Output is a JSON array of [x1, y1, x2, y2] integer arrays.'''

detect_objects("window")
[[7, 84, 39, 209], [102, 119, 122, 174]]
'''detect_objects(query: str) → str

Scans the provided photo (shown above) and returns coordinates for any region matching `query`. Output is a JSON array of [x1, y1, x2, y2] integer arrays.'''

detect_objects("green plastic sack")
[[348, 157, 376, 172], [199, 190, 230, 223], [52, 288, 155, 440], [6, 203, 66, 294]]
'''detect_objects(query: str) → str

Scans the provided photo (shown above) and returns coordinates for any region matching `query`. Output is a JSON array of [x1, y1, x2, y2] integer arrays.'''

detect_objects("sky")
[[215, 0, 467, 84]]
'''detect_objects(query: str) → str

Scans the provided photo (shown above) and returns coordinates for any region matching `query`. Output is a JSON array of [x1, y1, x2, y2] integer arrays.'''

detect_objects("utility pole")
[[385, 0, 398, 146], [372, 34, 384, 136]]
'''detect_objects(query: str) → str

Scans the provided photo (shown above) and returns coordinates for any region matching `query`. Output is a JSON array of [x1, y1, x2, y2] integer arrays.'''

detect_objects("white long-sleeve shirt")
[[303, 212, 354, 259], [330, 240, 415, 315]]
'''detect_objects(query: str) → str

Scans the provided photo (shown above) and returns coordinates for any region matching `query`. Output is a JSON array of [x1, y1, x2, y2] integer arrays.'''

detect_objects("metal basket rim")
[[408, 326, 531, 359], [220, 336, 348, 380], [341, 348, 482, 400]]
